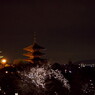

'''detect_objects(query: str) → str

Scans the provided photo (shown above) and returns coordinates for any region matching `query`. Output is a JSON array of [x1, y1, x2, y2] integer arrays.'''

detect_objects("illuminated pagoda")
[[23, 33, 47, 66]]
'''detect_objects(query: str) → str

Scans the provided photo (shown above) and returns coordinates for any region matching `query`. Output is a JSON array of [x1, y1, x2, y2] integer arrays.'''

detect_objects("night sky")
[[0, 0, 95, 63]]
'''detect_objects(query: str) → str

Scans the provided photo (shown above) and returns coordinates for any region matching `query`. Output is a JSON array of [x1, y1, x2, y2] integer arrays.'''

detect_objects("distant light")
[[15, 93, 18, 95], [5, 71, 8, 74], [91, 83, 93, 86], [4, 92, 6, 94], [65, 69, 67, 73], [54, 92, 57, 95], [69, 70, 72, 73], [0, 87, 1, 91], [1, 59, 7, 64]]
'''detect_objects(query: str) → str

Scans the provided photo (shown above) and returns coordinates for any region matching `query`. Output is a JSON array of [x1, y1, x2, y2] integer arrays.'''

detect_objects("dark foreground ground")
[[0, 62, 95, 95]]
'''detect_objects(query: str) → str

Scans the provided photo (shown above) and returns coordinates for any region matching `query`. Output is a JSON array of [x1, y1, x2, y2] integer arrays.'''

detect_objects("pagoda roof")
[[24, 58, 47, 64], [32, 51, 45, 56], [23, 43, 45, 52], [23, 53, 34, 58], [24, 59, 33, 63], [23, 51, 44, 58], [31, 57, 47, 62], [32, 43, 45, 49]]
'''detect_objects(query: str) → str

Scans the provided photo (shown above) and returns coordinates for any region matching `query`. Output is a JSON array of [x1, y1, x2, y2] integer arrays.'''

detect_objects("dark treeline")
[[0, 62, 95, 95]]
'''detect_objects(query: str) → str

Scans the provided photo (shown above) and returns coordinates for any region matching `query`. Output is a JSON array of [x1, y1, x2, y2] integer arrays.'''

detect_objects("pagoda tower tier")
[[23, 43, 45, 52], [23, 51, 45, 57], [23, 42, 47, 65]]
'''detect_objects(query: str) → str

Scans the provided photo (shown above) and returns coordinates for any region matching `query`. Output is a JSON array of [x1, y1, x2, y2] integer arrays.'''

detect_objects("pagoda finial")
[[34, 31, 36, 43]]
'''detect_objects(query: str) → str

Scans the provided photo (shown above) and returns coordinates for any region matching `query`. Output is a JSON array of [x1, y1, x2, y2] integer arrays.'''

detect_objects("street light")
[[1, 58, 7, 65]]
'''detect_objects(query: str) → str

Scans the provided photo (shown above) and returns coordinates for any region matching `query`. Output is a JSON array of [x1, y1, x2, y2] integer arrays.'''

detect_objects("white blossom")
[[20, 64, 70, 90]]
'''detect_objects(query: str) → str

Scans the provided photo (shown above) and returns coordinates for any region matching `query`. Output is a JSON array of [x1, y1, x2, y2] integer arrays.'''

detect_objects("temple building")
[[23, 33, 47, 65]]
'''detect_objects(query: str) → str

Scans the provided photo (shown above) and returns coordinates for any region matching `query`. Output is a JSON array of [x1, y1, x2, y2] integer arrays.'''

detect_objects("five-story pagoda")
[[23, 33, 47, 66]]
